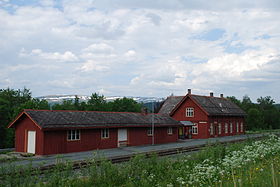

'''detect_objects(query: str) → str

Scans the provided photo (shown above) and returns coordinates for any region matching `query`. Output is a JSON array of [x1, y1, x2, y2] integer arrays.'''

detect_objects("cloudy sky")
[[0, 0, 280, 102]]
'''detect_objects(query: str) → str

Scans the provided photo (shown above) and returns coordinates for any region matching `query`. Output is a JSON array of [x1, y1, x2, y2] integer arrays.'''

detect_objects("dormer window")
[[186, 108, 194, 117]]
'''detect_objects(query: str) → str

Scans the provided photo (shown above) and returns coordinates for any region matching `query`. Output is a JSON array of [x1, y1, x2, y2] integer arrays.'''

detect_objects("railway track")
[[0, 134, 268, 179]]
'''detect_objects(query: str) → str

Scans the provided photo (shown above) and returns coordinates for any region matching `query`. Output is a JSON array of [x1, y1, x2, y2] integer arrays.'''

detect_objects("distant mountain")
[[36, 95, 165, 105]]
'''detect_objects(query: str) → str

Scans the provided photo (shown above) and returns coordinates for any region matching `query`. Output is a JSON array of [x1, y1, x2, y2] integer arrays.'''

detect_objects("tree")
[[108, 97, 142, 112], [257, 96, 279, 129], [87, 93, 107, 111], [14, 98, 50, 115], [257, 96, 275, 110], [241, 95, 254, 111], [246, 108, 264, 130], [0, 88, 34, 148], [226, 96, 241, 107], [52, 100, 76, 110]]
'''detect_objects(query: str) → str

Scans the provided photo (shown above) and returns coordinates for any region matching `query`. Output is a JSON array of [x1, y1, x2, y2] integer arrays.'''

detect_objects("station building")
[[8, 109, 181, 155], [158, 89, 246, 139]]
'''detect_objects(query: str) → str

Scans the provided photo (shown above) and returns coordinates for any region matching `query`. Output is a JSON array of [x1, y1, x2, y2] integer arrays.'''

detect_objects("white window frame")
[[210, 123, 214, 135], [67, 130, 80, 141], [225, 123, 228, 134], [101, 128, 109, 139], [186, 108, 194, 117], [218, 123, 221, 135], [192, 123, 198, 134], [236, 122, 239, 133], [240, 122, 243, 132], [230, 122, 233, 133], [167, 127, 173, 135], [147, 127, 153, 136]]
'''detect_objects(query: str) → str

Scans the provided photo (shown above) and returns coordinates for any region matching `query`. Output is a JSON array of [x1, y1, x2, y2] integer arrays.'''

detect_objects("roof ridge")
[[25, 109, 165, 115]]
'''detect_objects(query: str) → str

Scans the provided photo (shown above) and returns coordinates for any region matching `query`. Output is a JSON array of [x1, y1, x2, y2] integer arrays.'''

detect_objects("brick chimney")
[[220, 94, 224, 98], [187, 89, 191, 95], [210, 92, 214, 97]]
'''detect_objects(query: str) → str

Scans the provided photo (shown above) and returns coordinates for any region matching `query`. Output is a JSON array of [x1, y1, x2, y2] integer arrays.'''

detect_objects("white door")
[[27, 131, 36, 154], [118, 128, 127, 147]]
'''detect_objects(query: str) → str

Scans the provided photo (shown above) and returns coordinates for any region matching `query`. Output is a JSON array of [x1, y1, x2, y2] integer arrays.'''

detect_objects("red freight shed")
[[8, 109, 182, 155], [158, 89, 246, 139]]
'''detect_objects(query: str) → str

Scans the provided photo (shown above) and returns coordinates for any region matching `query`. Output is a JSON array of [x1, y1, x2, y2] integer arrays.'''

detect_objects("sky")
[[0, 0, 280, 102]]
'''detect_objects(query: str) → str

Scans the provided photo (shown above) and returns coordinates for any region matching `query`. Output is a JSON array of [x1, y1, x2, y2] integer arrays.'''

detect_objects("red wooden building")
[[8, 109, 182, 155], [159, 89, 246, 139]]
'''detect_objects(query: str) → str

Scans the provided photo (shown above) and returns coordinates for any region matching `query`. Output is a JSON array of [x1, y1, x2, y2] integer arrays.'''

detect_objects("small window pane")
[[102, 129, 109, 138], [76, 130, 80, 139], [68, 130, 72, 140]]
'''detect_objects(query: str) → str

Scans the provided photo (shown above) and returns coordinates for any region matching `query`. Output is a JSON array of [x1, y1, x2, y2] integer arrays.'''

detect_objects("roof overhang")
[[7, 110, 42, 130], [180, 121, 194, 126]]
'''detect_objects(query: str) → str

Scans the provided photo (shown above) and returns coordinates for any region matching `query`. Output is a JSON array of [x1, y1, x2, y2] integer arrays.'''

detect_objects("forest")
[[0, 88, 279, 149]]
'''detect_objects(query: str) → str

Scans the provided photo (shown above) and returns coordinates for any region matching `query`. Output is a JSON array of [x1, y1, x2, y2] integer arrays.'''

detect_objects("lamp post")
[[152, 101, 155, 145]]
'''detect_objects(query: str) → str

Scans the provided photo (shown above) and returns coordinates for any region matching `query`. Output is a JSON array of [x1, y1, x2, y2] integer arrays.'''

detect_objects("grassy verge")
[[246, 129, 280, 134], [0, 135, 279, 186], [221, 155, 280, 187]]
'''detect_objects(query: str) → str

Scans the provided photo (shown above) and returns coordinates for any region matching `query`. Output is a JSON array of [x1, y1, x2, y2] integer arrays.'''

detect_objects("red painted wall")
[[171, 97, 209, 139], [128, 127, 178, 146], [43, 128, 118, 155], [43, 127, 178, 155], [171, 96, 245, 139], [13, 115, 44, 155], [13, 115, 179, 155], [209, 116, 245, 138], [171, 97, 208, 122], [155, 127, 178, 144]]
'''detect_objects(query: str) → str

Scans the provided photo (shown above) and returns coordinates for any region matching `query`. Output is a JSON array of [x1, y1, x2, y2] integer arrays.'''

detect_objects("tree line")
[[227, 95, 280, 131], [0, 88, 279, 148], [0, 88, 142, 148]]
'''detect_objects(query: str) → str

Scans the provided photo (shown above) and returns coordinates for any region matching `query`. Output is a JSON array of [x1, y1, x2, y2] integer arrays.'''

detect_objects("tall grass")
[[0, 135, 280, 187]]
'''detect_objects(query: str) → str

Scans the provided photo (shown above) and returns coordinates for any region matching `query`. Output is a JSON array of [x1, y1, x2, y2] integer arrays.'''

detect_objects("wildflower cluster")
[[184, 134, 280, 185]]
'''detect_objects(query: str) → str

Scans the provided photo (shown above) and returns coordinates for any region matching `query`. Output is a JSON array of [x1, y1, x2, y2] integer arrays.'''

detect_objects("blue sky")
[[0, 0, 280, 102]]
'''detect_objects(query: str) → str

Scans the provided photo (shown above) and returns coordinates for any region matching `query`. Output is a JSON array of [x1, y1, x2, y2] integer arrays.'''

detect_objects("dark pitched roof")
[[190, 95, 246, 116], [159, 95, 246, 117], [10, 110, 182, 129], [158, 96, 184, 115]]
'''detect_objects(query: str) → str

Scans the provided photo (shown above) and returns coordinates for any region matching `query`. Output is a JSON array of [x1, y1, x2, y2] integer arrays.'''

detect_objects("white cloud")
[[20, 48, 78, 62], [79, 60, 109, 72], [124, 50, 136, 58], [82, 43, 114, 53], [191, 49, 279, 85], [1, 1, 280, 102]]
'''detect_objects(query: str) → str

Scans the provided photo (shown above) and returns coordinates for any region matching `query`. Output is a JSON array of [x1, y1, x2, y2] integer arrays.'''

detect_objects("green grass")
[[222, 155, 280, 187], [246, 129, 280, 134], [0, 136, 280, 187]]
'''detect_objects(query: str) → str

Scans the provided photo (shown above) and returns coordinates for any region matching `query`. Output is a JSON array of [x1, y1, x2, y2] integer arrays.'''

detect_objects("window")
[[147, 127, 153, 136], [101, 129, 109, 138], [236, 122, 239, 133], [225, 123, 228, 134], [186, 108, 194, 117], [230, 123, 233, 133], [218, 123, 221, 134], [67, 130, 80, 141], [240, 122, 243, 132], [210, 123, 214, 135], [167, 127, 173, 135], [192, 123, 198, 134]]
